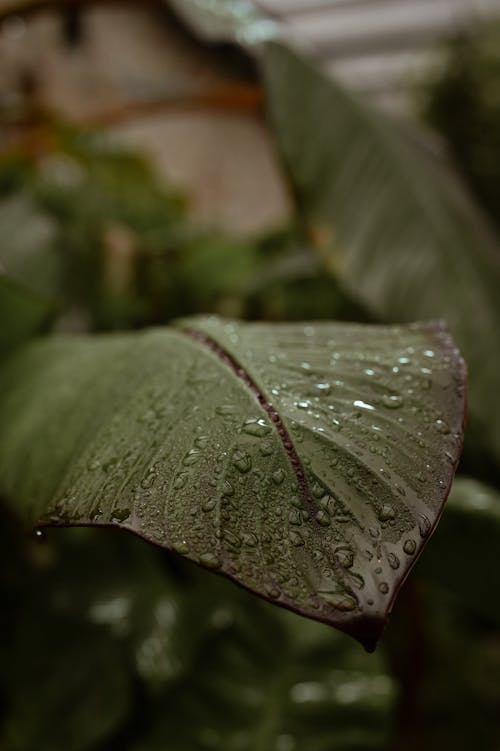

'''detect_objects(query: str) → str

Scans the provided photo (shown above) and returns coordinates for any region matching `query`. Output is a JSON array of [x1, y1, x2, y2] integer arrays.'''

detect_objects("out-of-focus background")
[[2, 2, 500, 750]]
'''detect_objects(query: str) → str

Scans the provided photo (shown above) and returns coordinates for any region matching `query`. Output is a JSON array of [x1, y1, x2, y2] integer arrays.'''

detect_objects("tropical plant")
[[1, 2, 500, 749]]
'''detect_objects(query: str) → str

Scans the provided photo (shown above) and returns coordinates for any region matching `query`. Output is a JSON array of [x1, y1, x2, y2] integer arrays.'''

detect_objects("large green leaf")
[[134, 563, 396, 751], [0, 317, 465, 647], [260, 42, 500, 467], [0, 524, 396, 751]]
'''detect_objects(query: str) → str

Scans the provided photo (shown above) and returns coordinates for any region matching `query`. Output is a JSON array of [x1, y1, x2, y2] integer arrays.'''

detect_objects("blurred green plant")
[[423, 21, 500, 234]]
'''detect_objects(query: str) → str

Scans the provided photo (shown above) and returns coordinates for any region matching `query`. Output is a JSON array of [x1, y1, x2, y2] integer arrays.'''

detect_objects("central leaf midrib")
[[181, 327, 316, 516]]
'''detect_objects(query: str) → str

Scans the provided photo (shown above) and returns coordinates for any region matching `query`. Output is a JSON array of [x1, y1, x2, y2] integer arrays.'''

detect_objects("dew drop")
[[199, 552, 221, 569], [383, 394, 403, 409], [173, 540, 190, 555], [312, 483, 326, 499], [315, 382, 331, 395], [296, 400, 312, 410], [183, 449, 202, 467], [243, 418, 271, 437], [434, 419, 450, 435], [418, 514, 431, 538], [266, 586, 281, 599], [222, 480, 235, 497], [387, 552, 400, 570], [335, 547, 354, 568], [272, 469, 285, 486], [315, 509, 331, 527], [289, 530, 304, 547], [242, 532, 258, 547], [232, 450, 252, 474], [202, 498, 217, 512], [378, 504, 395, 522], [111, 507, 130, 523], [195, 435, 209, 449], [173, 473, 188, 489], [259, 441, 274, 456], [403, 538, 416, 555], [216, 405, 238, 416], [378, 582, 389, 594], [318, 590, 357, 611]]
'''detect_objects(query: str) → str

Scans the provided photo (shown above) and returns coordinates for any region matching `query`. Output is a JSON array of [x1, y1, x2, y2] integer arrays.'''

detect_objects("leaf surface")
[[0, 317, 465, 647], [261, 41, 500, 465]]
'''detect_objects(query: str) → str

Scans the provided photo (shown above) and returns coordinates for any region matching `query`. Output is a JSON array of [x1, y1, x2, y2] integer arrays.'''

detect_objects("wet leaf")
[[0, 317, 465, 647], [261, 41, 500, 467]]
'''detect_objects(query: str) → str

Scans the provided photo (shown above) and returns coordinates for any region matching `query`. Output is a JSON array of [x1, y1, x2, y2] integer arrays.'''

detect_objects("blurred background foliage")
[[1, 2, 500, 749]]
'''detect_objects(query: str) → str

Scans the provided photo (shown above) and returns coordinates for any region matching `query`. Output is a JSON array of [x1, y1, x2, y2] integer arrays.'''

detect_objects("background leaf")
[[261, 41, 500, 470], [0, 523, 396, 751]]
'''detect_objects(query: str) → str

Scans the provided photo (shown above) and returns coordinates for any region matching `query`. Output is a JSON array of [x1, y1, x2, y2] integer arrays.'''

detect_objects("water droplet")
[[223, 530, 241, 549], [418, 515, 431, 537], [232, 450, 252, 474], [315, 509, 330, 527], [141, 474, 156, 489], [318, 590, 357, 611], [335, 547, 354, 568], [289, 530, 304, 547], [259, 441, 274, 456], [272, 469, 285, 485], [173, 540, 189, 555], [383, 394, 403, 409], [266, 586, 281, 599], [202, 498, 217, 512], [315, 382, 331, 395], [87, 459, 101, 471], [195, 435, 209, 449], [183, 449, 203, 467], [222, 480, 235, 496], [378, 504, 395, 522], [199, 552, 221, 569], [387, 552, 400, 569], [173, 473, 188, 489], [242, 532, 258, 547], [296, 400, 312, 410], [289, 509, 302, 526], [378, 582, 389, 594], [353, 400, 375, 411], [434, 419, 450, 435], [216, 405, 238, 416], [312, 483, 325, 499], [243, 418, 271, 437], [403, 538, 416, 555], [111, 507, 130, 523]]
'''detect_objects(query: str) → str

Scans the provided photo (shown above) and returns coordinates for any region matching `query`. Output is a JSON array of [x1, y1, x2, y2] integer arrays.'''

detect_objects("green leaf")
[[0, 194, 61, 299], [0, 275, 54, 357], [0, 317, 465, 647], [0, 195, 58, 355], [134, 564, 396, 751], [0, 524, 395, 751], [416, 476, 500, 623], [261, 41, 500, 467]]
